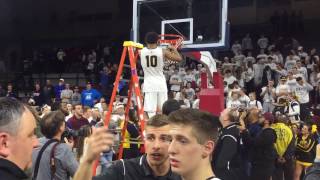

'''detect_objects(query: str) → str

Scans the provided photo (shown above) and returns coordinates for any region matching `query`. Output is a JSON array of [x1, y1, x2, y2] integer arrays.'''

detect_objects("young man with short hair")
[[141, 32, 182, 118], [73, 114, 181, 180], [167, 109, 221, 180]]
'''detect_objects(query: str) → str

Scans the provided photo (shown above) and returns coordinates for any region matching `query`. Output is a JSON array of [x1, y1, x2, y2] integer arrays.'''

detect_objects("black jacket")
[[0, 158, 28, 180], [212, 123, 242, 180], [242, 127, 277, 167], [93, 155, 181, 180]]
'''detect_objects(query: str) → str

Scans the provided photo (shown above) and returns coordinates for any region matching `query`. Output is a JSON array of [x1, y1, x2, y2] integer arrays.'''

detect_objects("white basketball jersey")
[[140, 47, 167, 92]]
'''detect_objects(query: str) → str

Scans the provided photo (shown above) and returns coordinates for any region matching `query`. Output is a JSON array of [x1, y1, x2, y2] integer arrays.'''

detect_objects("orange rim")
[[158, 34, 184, 49]]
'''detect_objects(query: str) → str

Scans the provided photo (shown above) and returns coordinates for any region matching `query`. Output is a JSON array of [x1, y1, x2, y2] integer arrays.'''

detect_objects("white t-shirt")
[[224, 76, 237, 86], [276, 84, 290, 95], [294, 83, 313, 104], [248, 100, 263, 111], [184, 74, 195, 84], [226, 99, 241, 109], [285, 59, 296, 70], [140, 47, 167, 92], [261, 87, 276, 103], [286, 79, 297, 92], [170, 74, 182, 92]]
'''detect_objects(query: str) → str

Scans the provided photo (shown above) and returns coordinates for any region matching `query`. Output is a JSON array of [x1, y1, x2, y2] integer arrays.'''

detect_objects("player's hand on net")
[[167, 45, 176, 51], [82, 127, 114, 164]]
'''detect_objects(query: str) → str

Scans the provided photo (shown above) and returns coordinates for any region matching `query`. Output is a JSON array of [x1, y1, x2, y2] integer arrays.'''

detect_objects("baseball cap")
[[263, 112, 275, 124], [280, 76, 287, 81], [59, 78, 64, 82]]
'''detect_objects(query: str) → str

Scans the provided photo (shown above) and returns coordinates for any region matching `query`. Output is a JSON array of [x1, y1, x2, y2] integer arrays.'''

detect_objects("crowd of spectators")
[[1, 30, 320, 179]]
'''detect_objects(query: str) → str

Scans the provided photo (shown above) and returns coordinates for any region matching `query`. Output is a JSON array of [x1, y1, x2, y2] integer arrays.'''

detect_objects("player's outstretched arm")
[[163, 46, 182, 62], [73, 127, 114, 180]]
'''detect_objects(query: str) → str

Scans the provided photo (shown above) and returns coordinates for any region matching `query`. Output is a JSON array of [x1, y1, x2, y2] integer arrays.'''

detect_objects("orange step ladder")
[[92, 41, 146, 175]]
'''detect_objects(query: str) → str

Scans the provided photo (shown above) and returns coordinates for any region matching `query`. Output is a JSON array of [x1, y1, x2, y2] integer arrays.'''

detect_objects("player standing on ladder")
[[140, 32, 182, 118]]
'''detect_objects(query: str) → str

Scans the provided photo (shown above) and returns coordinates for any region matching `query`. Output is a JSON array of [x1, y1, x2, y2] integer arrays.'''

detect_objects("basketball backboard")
[[132, 0, 229, 51]]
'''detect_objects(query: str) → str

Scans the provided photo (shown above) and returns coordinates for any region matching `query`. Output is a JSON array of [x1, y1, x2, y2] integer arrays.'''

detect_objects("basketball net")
[[158, 34, 184, 68]]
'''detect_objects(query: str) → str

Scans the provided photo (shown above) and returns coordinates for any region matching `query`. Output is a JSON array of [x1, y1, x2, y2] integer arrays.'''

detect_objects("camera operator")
[[212, 108, 243, 180], [284, 93, 300, 123], [32, 111, 78, 180], [239, 112, 277, 180]]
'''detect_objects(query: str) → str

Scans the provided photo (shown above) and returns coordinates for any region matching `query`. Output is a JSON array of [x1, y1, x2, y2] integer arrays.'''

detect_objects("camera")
[[61, 129, 79, 141]]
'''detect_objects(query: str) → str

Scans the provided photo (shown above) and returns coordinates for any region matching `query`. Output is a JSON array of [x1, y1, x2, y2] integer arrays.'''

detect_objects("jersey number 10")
[[146, 55, 157, 67]]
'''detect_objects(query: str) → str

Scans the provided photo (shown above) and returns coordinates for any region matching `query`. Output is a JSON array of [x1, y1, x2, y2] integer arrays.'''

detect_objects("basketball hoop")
[[158, 34, 184, 68], [158, 34, 184, 49]]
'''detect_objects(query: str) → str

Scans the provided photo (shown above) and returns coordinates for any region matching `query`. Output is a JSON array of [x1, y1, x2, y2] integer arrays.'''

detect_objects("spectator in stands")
[[227, 91, 241, 109], [66, 104, 89, 131], [183, 68, 195, 86], [212, 108, 243, 180], [262, 65, 276, 87], [239, 89, 250, 107], [81, 82, 101, 107], [100, 66, 110, 97], [243, 61, 254, 93], [294, 77, 313, 121], [0, 97, 39, 180], [32, 111, 78, 180], [285, 52, 297, 70], [286, 71, 297, 92], [32, 82, 44, 107], [276, 76, 290, 98], [0, 84, 5, 97], [257, 34, 269, 52], [90, 107, 102, 127], [261, 80, 276, 113], [242, 33, 253, 55], [234, 50, 245, 66], [57, 49, 66, 73], [271, 114, 295, 180], [296, 60, 308, 81], [83, 106, 93, 123], [94, 97, 107, 114], [176, 90, 191, 109], [284, 93, 301, 123], [224, 69, 237, 87], [274, 64, 287, 85], [60, 83, 73, 103], [71, 86, 81, 105], [6, 83, 17, 98], [43, 80, 55, 105], [253, 58, 265, 88], [248, 92, 263, 111], [167, 109, 220, 180], [244, 51, 256, 64], [184, 82, 195, 102], [231, 40, 242, 55], [54, 79, 65, 102], [65, 103, 73, 121], [169, 68, 182, 96]]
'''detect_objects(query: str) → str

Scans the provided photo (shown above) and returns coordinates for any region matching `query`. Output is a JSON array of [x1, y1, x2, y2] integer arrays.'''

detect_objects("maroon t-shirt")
[[66, 115, 89, 130]]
